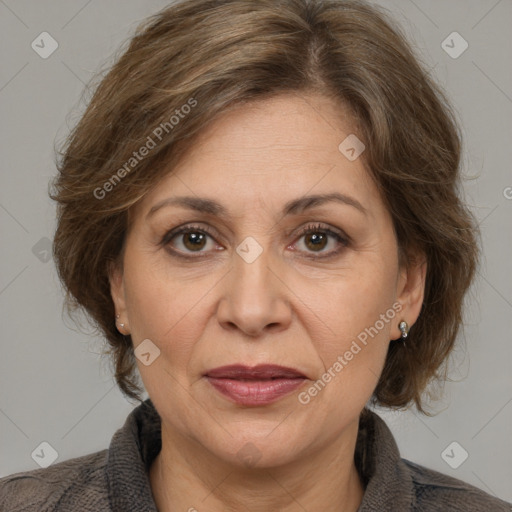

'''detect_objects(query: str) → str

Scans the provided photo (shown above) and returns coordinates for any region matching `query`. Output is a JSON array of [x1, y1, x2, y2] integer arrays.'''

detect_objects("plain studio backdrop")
[[0, 0, 511, 503]]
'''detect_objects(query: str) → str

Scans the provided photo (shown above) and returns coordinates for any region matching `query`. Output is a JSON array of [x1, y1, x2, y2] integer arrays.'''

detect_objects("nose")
[[216, 243, 292, 337]]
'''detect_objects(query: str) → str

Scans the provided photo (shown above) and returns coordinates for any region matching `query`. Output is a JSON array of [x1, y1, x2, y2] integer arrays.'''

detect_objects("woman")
[[1, 0, 510, 510]]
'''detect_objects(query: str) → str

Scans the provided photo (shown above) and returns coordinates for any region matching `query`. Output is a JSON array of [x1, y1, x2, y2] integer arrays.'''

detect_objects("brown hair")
[[50, 0, 478, 413]]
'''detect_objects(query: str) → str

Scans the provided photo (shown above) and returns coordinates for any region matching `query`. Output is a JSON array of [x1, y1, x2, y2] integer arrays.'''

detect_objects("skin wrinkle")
[[109, 93, 426, 512]]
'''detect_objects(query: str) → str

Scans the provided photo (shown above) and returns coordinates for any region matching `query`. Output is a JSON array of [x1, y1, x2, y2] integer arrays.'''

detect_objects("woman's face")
[[111, 93, 425, 468]]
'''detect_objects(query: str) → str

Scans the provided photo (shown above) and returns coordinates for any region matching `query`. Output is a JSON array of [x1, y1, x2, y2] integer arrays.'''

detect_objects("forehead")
[[135, 93, 379, 218]]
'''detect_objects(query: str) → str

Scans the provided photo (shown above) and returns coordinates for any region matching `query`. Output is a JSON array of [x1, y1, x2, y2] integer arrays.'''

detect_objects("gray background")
[[1, 0, 511, 503]]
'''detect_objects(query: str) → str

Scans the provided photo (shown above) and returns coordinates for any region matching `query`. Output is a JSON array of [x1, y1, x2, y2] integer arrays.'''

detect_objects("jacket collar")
[[106, 399, 160, 511], [356, 407, 414, 510], [106, 399, 414, 511]]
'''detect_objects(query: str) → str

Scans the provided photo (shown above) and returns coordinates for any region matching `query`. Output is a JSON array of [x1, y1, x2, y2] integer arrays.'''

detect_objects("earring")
[[115, 314, 125, 329], [399, 320, 409, 339]]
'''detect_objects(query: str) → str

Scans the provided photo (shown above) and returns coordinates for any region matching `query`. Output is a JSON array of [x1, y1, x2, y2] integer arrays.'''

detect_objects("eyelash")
[[161, 222, 350, 260]]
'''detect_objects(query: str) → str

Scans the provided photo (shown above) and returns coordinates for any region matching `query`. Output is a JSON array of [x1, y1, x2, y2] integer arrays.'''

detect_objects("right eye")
[[162, 224, 222, 258]]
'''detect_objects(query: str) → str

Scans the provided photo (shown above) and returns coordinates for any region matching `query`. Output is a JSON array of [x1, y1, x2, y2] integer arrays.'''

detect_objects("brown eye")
[[304, 232, 328, 252], [294, 223, 349, 258], [181, 231, 208, 251], [162, 224, 218, 256]]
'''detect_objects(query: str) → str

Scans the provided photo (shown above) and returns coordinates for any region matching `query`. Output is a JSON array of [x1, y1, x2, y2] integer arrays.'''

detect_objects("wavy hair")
[[50, 0, 478, 413]]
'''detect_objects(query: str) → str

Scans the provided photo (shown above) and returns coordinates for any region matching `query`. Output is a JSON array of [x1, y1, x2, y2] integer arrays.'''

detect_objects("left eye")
[[293, 223, 349, 257]]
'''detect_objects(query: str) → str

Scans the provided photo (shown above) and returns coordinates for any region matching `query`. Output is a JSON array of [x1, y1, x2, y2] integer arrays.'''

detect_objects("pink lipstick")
[[204, 364, 307, 406]]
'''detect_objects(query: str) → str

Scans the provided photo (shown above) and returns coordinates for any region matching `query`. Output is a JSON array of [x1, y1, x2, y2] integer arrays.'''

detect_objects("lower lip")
[[206, 377, 306, 406]]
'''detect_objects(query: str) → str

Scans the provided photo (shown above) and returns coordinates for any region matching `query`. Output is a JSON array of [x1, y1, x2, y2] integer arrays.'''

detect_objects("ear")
[[109, 259, 130, 334], [391, 251, 427, 340]]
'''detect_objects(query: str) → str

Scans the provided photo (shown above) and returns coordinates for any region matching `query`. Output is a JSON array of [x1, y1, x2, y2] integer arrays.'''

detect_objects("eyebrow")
[[146, 192, 368, 220]]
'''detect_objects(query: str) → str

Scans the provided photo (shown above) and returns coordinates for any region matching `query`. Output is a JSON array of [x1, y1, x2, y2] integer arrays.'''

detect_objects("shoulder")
[[403, 458, 511, 511], [0, 449, 110, 512]]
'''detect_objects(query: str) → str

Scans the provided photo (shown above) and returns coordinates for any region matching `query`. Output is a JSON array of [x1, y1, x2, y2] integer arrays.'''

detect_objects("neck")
[[149, 419, 365, 512]]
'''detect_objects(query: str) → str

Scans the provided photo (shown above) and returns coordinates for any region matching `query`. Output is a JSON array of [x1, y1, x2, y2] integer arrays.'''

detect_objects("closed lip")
[[204, 364, 307, 380]]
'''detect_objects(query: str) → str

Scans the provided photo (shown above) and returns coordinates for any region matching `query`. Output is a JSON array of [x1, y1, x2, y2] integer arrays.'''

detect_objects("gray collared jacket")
[[1, 399, 510, 511]]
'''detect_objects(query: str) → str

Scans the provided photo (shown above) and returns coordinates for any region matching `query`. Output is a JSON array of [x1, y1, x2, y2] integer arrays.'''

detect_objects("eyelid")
[[290, 222, 350, 260], [160, 223, 218, 245], [294, 222, 350, 244]]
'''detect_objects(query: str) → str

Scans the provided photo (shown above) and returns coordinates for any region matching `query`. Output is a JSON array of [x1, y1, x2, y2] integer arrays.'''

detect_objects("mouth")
[[204, 364, 307, 406]]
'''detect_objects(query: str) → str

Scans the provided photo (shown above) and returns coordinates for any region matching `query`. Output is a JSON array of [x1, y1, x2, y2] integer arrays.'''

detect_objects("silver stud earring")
[[115, 314, 125, 329], [399, 320, 409, 339]]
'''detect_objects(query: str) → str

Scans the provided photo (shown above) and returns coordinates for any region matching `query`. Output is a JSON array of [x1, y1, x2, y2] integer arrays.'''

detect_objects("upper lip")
[[205, 364, 306, 379]]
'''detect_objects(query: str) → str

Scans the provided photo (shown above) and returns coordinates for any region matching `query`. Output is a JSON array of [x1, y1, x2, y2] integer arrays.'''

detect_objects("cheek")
[[122, 253, 209, 354], [305, 264, 397, 401], [124, 266, 212, 409], [293, 276, 396, 442], [315, 261, 397, 345]]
